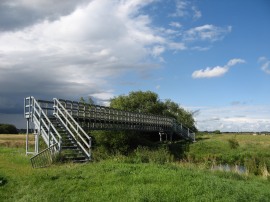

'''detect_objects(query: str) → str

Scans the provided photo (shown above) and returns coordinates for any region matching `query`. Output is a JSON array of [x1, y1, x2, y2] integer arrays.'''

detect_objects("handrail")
[[32, 97, 62, 149], [26, 96, 62, 150], [53, 98, 91, 159], [30, 143, 58, 168]]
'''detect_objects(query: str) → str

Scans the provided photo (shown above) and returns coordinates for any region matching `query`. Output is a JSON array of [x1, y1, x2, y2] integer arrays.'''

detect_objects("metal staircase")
[[24, 97, 90, 168], [24, 96, 195, 168]]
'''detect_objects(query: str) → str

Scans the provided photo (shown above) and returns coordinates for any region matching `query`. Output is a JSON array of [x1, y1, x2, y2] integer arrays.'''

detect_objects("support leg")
[[26, 119, 29, 155]]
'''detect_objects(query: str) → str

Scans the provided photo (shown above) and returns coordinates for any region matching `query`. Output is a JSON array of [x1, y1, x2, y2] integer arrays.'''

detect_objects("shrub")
[[228, 138, 239, 149]]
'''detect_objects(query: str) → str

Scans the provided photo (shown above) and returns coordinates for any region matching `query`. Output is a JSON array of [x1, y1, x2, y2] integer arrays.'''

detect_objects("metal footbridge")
[[24, 96, 195, 168]]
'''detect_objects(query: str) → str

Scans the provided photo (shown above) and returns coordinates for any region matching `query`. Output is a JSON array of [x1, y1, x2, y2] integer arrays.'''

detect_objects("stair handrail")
[[173, 120, 196, 142], [26, 96, 62, 150], [53, 98, 91, 159]]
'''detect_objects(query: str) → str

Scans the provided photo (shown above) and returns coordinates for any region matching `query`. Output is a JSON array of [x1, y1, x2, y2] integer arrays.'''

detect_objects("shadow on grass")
[[167, 140, 190, 160]]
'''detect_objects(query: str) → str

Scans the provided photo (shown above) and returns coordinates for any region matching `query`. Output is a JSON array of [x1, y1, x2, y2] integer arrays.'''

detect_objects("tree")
[[91, 91, 197, 155], [80, 96, 94, 105], [161, 99, 197, 132], [110, 91, 166, 115], [0, 124, 18, 134], [110, 91, 197, 131]]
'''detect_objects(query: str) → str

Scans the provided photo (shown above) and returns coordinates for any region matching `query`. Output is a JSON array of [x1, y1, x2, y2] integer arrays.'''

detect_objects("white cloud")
[[1, 0, 185, 112], [192, 6, 201, 20], [258, 56, 270, 74], [170, 0, 201, 21], [192, 58, 245, 79], [169, 21, 182, 28], [152, 46, 165, 57], [171, 0, 188, 17], [192, 66, 228, 78], [184, 24, 232, 42]]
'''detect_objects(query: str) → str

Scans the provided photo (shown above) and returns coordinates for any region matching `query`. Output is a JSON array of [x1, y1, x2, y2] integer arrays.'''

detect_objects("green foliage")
[[110, 91, 197, 131], [163, 99, 197, 132], [106, 91, 197, 154], [79, 96, 94, 105], [0, 124, 18, 134], [110, 91, 166, 114], [228, 138, 240, 149], [91, 130, 156, 156]]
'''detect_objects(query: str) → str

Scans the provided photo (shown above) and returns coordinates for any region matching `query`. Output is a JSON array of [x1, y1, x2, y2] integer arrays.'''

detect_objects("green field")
[[0, 134, 270, 201]]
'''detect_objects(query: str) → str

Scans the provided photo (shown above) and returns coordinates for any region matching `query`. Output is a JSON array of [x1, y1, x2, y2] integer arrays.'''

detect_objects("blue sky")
[[0, 0, 269, 131]]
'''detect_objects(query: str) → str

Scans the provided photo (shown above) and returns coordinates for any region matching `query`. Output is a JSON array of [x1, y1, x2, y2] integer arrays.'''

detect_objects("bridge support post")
[[159, 131, 162, 142], [35, 129, 39, 154], [26, 118, 29, 155]]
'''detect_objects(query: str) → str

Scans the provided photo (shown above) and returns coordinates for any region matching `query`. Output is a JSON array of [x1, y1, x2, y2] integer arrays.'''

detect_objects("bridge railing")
[[53, 98, 91, 160], [58, 99, 175, 132], [173, 121, 196, 142]]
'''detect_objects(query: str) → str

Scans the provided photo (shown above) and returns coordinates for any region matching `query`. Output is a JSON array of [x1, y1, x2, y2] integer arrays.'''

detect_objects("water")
[[211, 164, 247, 174]]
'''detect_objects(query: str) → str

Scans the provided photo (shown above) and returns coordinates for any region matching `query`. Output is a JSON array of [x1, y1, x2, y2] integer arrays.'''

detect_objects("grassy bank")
[[0, 146, 270, 201], [185, 134, 270, 176], [1, 134, 270, 201]]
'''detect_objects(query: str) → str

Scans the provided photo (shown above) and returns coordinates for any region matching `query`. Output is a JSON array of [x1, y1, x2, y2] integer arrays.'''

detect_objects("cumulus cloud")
[[0, 0, 180, 113], [0, 0, 234, 126], [192, 58, 245, 79], [258, 56, 270, 74]]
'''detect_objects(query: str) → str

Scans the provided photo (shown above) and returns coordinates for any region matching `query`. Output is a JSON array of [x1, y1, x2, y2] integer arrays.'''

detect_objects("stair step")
[[62, 146, 78, 149]]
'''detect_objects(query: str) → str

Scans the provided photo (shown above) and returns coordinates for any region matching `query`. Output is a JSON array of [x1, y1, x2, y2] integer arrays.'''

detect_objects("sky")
[[0, 0, 269, 132]]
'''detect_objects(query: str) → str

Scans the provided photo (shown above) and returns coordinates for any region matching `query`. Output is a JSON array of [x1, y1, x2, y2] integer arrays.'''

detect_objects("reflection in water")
[[211, 164, 247, 174]]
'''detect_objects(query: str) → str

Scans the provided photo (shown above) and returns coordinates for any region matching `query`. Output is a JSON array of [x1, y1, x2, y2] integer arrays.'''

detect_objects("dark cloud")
[[0, 0, 89, 31]]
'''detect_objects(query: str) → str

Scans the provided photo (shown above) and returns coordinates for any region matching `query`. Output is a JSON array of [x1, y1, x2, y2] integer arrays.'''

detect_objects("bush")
[[228, 138, 239, 149], [0, 124, 18, 134]]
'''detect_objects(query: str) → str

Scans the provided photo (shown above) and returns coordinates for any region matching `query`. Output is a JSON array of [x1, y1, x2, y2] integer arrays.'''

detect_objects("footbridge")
[[24, 96, 195, 168]]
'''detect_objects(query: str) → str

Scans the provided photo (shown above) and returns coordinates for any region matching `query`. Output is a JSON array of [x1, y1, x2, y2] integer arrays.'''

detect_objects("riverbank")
[[185, 133, 270, 177]]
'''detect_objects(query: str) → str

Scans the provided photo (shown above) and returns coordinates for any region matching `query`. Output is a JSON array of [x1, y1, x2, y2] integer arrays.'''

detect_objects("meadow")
[[0, 134, 270, 201]]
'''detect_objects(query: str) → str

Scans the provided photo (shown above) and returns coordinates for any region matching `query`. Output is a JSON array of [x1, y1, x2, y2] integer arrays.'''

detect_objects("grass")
[[186, 134, 270, 176], [0, 134, 34, 148], [1, 146, 270, 202], [0, 134, 270, 201]]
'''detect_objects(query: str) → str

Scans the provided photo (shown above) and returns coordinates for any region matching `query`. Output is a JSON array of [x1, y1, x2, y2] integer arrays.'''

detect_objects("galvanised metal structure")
[[24, 96, 195, 167]]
